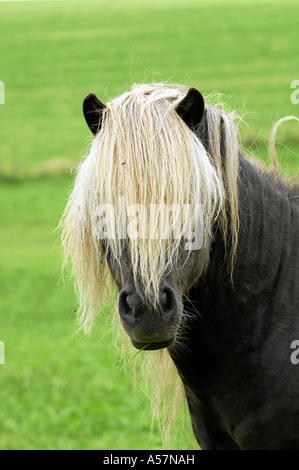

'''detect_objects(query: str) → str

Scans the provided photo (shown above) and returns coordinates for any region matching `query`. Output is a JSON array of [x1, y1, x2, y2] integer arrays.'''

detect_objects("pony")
[[60, 83, 299, 450]]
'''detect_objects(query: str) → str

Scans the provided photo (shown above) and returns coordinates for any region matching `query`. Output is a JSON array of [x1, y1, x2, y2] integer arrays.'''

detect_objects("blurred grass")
[[0, 0, 298, 450], [0, 0, 299, 173]]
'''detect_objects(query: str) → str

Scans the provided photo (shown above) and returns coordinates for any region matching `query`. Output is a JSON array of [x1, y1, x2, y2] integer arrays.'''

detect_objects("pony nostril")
[[161, 287, 174, 313], [119, 291, 131, 315], [119, 290, 143, 319]]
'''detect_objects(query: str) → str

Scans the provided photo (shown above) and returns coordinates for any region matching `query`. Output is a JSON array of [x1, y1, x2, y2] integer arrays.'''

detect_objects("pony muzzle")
[[118, 283, 181, 350]]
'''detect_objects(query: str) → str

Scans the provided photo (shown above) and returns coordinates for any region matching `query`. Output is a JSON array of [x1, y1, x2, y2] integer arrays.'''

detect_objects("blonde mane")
[[60, 83, 241, 446]]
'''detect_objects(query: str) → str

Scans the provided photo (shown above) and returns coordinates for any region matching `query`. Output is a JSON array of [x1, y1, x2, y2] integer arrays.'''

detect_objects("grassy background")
[[0, 0, 298, 450]]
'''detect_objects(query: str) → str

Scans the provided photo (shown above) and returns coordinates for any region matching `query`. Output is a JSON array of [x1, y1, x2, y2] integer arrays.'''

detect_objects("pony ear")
[[175, 88, 205, 129], [83, 93, 106, 135]]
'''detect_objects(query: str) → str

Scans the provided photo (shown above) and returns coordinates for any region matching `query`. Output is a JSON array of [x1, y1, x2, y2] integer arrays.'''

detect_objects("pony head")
[[61, 83, 239, 350]]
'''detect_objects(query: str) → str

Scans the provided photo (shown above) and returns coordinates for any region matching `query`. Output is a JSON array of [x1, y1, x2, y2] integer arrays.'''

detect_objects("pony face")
[[61, 83, 239, 347]]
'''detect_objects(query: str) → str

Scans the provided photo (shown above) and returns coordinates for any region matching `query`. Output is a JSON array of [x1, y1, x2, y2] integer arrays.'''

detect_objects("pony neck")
[[188, 151, 294, 325], [170, 151, 296, 388]]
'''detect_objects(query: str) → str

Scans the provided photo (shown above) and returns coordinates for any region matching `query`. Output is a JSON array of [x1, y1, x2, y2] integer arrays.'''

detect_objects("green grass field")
[[0, 0, 298, 450]]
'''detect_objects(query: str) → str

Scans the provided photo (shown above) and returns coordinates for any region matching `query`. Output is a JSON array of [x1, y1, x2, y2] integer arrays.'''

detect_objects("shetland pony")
[[61, 83, 299, 450]]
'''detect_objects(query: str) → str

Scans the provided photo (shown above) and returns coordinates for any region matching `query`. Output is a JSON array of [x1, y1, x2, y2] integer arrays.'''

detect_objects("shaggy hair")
[[61, 83, 240, 328], [60, 83, 243, 444]]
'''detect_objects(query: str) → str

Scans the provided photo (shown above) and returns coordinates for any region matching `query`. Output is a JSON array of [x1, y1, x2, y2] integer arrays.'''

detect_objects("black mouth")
[[131, 337, 175, 350]]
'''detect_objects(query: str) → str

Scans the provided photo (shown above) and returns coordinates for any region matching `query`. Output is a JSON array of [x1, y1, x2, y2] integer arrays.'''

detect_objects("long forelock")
[[81, 84, 226, 306]]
